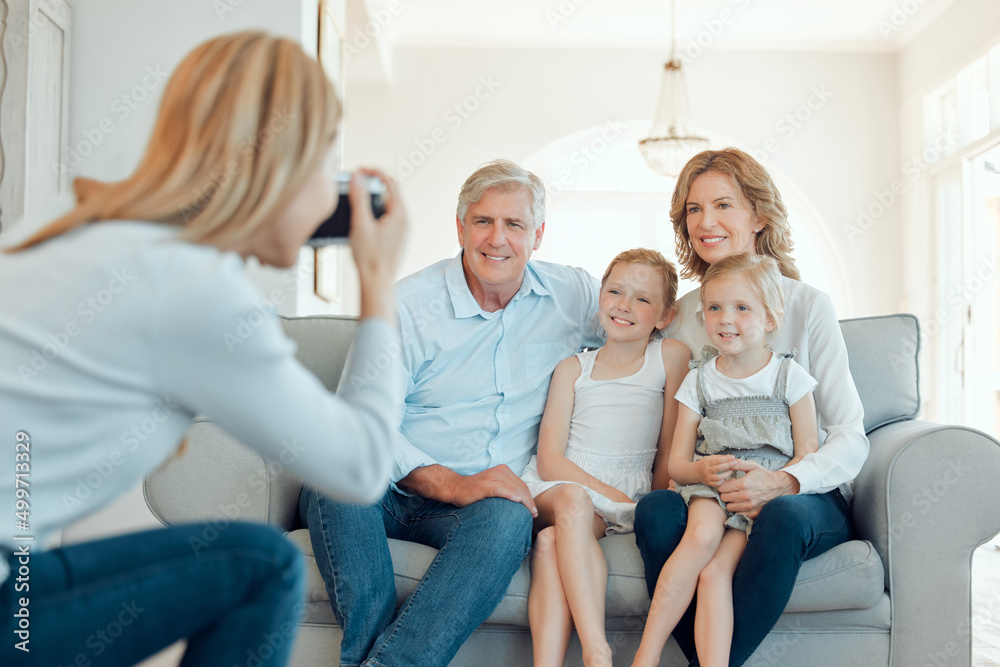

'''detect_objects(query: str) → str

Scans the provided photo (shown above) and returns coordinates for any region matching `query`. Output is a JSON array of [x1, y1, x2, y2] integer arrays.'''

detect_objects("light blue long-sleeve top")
[[0, 221, 402, 585], [391, 253, 602, 486]]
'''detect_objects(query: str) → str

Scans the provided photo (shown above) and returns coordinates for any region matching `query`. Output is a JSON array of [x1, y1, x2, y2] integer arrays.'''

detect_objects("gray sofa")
[[144, 313, 1000, 666]]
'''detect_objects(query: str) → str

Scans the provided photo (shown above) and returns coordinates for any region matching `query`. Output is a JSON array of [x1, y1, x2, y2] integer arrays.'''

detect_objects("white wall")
[[343, 46, 900, 318]]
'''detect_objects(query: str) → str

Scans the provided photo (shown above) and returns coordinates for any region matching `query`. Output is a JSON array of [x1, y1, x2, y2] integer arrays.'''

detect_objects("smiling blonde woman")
[[634, 148, 867, 667]]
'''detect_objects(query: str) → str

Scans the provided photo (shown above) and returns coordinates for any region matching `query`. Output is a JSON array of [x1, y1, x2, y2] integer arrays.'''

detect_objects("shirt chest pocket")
[[525, 342, 572, 393]]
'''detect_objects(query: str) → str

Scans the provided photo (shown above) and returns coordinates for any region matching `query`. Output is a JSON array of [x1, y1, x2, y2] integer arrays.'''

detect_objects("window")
[[926, 43, 1000, 157]]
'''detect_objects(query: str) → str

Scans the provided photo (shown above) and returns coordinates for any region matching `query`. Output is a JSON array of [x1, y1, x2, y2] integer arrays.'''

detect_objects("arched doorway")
[[522, 120, 851, 313]]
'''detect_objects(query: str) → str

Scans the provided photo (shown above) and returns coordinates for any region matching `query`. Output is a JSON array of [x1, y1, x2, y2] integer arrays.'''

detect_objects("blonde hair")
[[601, 248, 679, 340], [457, 159, 546, 230], [670, 148, 800, 282], [700, 253, 784, 344], [7, 31, 341, 253]]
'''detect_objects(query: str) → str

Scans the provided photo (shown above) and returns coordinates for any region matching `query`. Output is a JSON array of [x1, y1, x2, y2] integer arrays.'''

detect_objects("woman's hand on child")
[[694, 454, 736, 488]]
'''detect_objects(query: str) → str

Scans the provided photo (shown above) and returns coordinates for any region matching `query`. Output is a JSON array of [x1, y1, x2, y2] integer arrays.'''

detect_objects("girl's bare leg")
[[533, 484, 613, 667], [631, 498, 728, 667], [529, 525, 573, 667], [693, 528, 747, 667]]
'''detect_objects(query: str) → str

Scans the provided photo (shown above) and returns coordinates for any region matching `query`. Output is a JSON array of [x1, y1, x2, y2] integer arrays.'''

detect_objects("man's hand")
[[449, 465, 538, 517], [717, 460, 800, 519], [399, 464, 538, 517]]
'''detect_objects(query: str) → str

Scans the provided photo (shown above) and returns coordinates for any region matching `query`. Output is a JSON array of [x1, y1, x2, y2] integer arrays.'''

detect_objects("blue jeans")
[[0, 521, 304, 666], [299, 487, 533, 667], [634, 489, 852, 666]]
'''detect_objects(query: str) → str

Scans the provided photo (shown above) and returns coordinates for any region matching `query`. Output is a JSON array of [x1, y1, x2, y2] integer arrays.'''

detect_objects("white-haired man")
[[301, 159, 602, 666]]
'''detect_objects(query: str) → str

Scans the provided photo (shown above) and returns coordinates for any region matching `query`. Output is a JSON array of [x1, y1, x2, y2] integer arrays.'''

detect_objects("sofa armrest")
[[851, 419, 1000, 667]]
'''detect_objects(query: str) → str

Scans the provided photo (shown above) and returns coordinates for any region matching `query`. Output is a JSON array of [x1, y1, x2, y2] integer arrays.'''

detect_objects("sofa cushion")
[[839, 314, 921, 433], [291, 529, 885, 628], [782, 539, 884, 612]]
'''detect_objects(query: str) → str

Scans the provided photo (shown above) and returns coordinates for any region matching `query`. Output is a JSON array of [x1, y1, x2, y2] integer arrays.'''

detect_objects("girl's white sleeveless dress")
[[521, 340, 665, 534]]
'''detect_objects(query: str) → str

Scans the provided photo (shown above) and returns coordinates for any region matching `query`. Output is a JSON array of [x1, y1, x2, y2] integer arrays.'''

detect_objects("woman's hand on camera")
[[348, 168, 407, 322]]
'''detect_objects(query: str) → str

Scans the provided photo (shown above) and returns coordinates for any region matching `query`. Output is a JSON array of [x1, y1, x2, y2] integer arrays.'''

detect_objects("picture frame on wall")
[[314, 245, 342, 304], [314, 0, 346, 304]]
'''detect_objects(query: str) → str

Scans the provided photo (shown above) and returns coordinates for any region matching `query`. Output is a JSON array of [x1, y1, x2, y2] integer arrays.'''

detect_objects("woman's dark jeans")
[[634, 488, 852, 666]]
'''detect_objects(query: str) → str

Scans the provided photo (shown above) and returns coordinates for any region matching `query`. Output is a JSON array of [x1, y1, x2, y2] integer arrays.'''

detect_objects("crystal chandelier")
[[638, 0, 709, 178]]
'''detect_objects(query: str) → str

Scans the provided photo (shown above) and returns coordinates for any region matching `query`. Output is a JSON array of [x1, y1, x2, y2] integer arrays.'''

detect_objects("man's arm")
[[398, 464, 538, 517]]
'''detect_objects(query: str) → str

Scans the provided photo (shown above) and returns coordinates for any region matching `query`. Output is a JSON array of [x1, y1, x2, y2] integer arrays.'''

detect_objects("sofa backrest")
[[144, 313, 921, 531], [839, 314, 921, 433]]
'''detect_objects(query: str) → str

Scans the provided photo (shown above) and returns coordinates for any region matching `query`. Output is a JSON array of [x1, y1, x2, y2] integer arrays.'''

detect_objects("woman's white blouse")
[[664, 275, 869, 499]]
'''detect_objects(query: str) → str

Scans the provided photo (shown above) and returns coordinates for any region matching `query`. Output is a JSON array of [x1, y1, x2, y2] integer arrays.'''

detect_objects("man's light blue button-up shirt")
[[391, 253, 602, 484]]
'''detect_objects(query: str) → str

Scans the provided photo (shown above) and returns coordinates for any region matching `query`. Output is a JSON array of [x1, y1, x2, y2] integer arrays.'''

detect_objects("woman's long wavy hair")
[[7, 31, 341, 253], [670, 148, 800, 282]]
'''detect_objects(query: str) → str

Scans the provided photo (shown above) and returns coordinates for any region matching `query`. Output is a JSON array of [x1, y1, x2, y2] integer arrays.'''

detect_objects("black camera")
[[307, 172, 387, 246]]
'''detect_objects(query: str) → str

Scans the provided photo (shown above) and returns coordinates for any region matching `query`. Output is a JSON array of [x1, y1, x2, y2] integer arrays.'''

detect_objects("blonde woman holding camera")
[[0, 31, 406, 666]]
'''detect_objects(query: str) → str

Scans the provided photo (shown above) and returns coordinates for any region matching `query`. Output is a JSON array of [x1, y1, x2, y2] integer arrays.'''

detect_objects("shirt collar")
[[445, 252, 551, 319]]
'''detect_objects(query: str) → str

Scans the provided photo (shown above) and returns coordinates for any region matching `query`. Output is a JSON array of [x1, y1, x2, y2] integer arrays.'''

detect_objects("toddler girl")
[[632, 252, 819, 667]]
